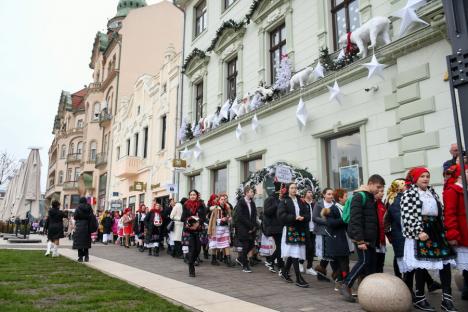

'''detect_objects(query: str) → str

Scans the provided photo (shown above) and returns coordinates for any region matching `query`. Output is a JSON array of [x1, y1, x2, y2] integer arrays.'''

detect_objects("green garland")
[[206, 19, 246, 52], [182, 48, 206, 73], [319, 47, 359, 72], [245, 0, 264, 24]]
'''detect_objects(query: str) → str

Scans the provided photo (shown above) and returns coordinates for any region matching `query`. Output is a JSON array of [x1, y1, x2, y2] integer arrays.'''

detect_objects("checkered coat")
[[400, 184, 443, 239]]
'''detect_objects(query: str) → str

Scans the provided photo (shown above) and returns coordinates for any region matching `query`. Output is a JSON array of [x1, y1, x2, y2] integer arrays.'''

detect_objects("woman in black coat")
[[73, 197, 94, 262], [101, 210, 113, 245], [278, 183, 311, 288], [263, 182, 285, 273], [45, 200, 68, 257]]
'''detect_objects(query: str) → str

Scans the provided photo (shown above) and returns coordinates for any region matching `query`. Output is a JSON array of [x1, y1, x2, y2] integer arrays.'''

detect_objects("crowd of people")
[[42, 143, 468, 312]]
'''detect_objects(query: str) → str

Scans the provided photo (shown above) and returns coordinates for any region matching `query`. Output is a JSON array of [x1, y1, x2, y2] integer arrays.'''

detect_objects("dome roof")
[[116, 0, 147, 18]]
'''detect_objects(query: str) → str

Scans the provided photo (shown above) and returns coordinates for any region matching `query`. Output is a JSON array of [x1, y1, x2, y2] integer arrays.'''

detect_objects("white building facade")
[[175, 0, 454, 205]]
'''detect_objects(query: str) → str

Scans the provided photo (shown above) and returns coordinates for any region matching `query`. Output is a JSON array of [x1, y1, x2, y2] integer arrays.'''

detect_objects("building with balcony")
[[174, 0, 454, 204], [109, 46, 181, 211]]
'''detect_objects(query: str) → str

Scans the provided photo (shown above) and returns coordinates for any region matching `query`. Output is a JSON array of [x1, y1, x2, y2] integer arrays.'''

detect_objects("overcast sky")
[[0, 0, 163, 191]]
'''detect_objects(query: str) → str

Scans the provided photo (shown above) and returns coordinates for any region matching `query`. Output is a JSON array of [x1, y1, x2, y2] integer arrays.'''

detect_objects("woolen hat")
[[408, 167, 429, 184]]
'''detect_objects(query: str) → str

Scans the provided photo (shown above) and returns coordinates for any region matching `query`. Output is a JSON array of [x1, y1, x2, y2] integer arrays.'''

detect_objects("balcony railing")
[[115, 156, 143, 178], [68, 127, 83, 136], [95, 153, 108, 168], [99, 112, 112, 127], [63, 181, 79, 191], [88, 82, 102, 93], [66, 153, 82, 163]]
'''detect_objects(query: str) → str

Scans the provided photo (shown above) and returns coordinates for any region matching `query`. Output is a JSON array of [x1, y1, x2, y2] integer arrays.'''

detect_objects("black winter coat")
[[73, 203, 93, 249], [47, 207, 67, 240], [324, 204, 350, 257], [101, 216, 113, 234], [234, 197, 257, 240], [277, 197, 311, 233], [347, 191, 378, 247], [181, 200, 207, 233], [387, 193, 405, 257], [263, 194, 283, 236]]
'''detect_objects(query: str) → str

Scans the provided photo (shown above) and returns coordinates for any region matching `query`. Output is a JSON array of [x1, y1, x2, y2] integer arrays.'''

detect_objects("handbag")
[[167, 220, 175, 232], [259, 234, 275, 256], [88, 214, 98, 234]]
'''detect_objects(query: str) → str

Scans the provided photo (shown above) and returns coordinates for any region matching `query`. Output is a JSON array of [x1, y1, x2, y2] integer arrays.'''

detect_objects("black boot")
[[153, 247, 159, 257], [148, 248, 153, 256], [462, 270, 468, 300], [203, 247, 209, 260], [293, 260, 309, 288], [211, 255, 220, 266], [281, 258, 293, 283], [413, 294, 435, 312], [226, 255, 236, 267], [189, 264, 196, 277], [441, 293, 457, 312], [138, 245, 145, 252]]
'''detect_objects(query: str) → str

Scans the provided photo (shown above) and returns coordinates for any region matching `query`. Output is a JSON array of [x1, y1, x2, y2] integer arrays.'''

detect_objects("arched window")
[[58, 171, 64, 185], [93, 102, 101, 120], [77, 142, 83, 155], [60, 145, 67, 159], [90, 141, 97, 161]]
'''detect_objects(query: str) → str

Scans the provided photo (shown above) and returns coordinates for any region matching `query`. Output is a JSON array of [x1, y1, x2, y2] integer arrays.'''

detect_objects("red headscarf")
[[123, 207, 131, 215], [445, 164, 461, 186], [406, 167, 430, 185], [207, 194, 218, 207], [150, 203, 161, 213]]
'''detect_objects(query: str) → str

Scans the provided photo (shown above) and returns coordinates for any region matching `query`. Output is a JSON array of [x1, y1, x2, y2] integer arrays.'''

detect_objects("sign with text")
[[165, 183, 178, 194], [275, 165, 293, 183], [172, 159, 187, 169]]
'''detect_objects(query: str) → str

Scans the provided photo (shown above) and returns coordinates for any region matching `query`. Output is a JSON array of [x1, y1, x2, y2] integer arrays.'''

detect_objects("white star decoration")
[[313, 61, 325, 79], [362, 55, 385, 80], [235, 123, 243, 140], [180, 147, 192, 160], [296, 97, 308, 128], [328, 80, 344, 105], [393, 0, 428, 37], [192, 141, 202, 160], [251, 114, 259, 132]]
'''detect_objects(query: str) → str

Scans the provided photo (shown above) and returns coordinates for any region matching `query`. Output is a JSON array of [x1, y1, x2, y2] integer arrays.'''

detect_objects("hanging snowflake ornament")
[[251, 114, 259, 132], [313, 61, 325, 80], [220, 100, 230, 120], [192, 141, 202, 160], [235, 123, 243, 140], [328, 80, 344, 105], [392, 0, 428, 37], [296, 97, 308, 128], [362, 54, 385, 80]]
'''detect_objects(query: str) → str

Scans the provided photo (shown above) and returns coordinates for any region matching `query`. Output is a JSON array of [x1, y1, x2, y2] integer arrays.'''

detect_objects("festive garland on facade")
[[235, 162, 321, 200], [319, 47, 359, 72], [206, 19, 246, 52], [245, 0, 264, 24], [182, 48, 206, 73]]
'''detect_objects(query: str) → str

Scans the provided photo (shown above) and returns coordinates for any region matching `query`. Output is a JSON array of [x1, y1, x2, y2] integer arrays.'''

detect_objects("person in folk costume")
[[169, 198, 185, 258], [312, 188, 335, 282], [263, 182, 286, 274], [321, 188, 352, 291], [101, 210, 113, 245], [181, 190, 207, 277], [73, 197, 95, 262], [134, 204, 147, 252], [163, 198, 176, 255], [277, 182, 311, 288], [400, 167, 457, 312], [111, 211, 119, 244], [208, 194, 236, 267], [443, 164, 468, 301], [374, 187, 387, 273], [117, 211, 124, 246], [45, 200, 69, 257], [121, 208, 134, 248], [144, 202, 163, 256], [206, 194, 220, 264]]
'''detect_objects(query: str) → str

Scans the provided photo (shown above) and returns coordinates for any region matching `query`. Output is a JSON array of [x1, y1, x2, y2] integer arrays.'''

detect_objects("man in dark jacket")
[[340, 174, 385, 302], [73, 197, 94, 262], [235, 186, 257, 273], [263, 182, 284, 273]]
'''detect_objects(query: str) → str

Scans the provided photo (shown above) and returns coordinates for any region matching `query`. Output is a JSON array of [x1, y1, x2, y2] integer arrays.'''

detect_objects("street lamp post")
[[443, 0, 468, 223]]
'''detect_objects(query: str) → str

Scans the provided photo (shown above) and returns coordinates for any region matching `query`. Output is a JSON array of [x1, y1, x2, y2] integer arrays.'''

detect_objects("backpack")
[[342, 192, 367, 224]]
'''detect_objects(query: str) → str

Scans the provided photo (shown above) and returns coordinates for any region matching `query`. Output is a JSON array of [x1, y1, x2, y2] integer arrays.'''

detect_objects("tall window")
[[69, 143, 75, 155], [74, 168, 81, 182], [66, 168, 72, 181], [331, 0, 360, 50], [76, 119, 83, 128], [243, 157, 264, 197], [143, 127, 149, 158], [90, 142, 97, 161], [77, 142, 83, 155], [212, 167, 227, 194], [134, 133, 139, 157], [161, 116, 167, 150], [58, 171, 64, 185], [195, 0, 207, 37], [93, 103, 100, 120], [224, 0, 236, 10], [129, 196, 136, 211], [139, 193, 145, 206], [60, 145, 66, 159], [126, 139, 131, 156], [227, 58, 237, 100], [195, 81, 203, 121], [270, 23, 287, 84], [326, 131, 363, 191], [116, 146, 121, 160], [189, 174, 201, 192]]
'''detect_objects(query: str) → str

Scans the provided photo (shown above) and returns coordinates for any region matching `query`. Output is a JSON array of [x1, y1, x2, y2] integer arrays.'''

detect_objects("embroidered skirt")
[[281, 227, 306, 260], [208, 226, 231, 249]]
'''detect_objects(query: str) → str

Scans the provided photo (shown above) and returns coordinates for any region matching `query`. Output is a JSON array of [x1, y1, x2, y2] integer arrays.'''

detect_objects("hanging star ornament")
[[296, 97, 308, 128], [328, 80, 344, 105], [362, 55, 385, 80], [235, 123, 243, 140], [392, 0, 428, 37], [313, 61, 325, 79], [180, 147, 192, 160], [251, 114, 259, 132], [192, 141, 202, 160]]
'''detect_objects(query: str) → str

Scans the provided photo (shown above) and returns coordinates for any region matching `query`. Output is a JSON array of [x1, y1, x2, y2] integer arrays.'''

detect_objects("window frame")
[[223, 0, 236, 11], [194, 0, 207, 38], [189, 174, 201, 192], [211, 166, 228, 194], [143, 127, 149, 158], [195, 81, 204, 121], [161, 115, 167, 151], [269, 23, 287, 84], [331, 0, 359, 51], [226, 57, 238, 100]]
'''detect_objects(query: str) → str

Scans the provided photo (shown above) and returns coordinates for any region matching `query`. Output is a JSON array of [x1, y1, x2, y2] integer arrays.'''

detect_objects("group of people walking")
[[43, 156, 468, 312]]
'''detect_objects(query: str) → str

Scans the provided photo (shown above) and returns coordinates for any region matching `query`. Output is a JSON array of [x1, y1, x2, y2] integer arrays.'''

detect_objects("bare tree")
[[0, 151, 17, 185]]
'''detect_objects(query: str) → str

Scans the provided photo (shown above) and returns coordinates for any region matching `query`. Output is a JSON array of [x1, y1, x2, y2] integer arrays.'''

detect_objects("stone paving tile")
[[84, 244, 468, 312]]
